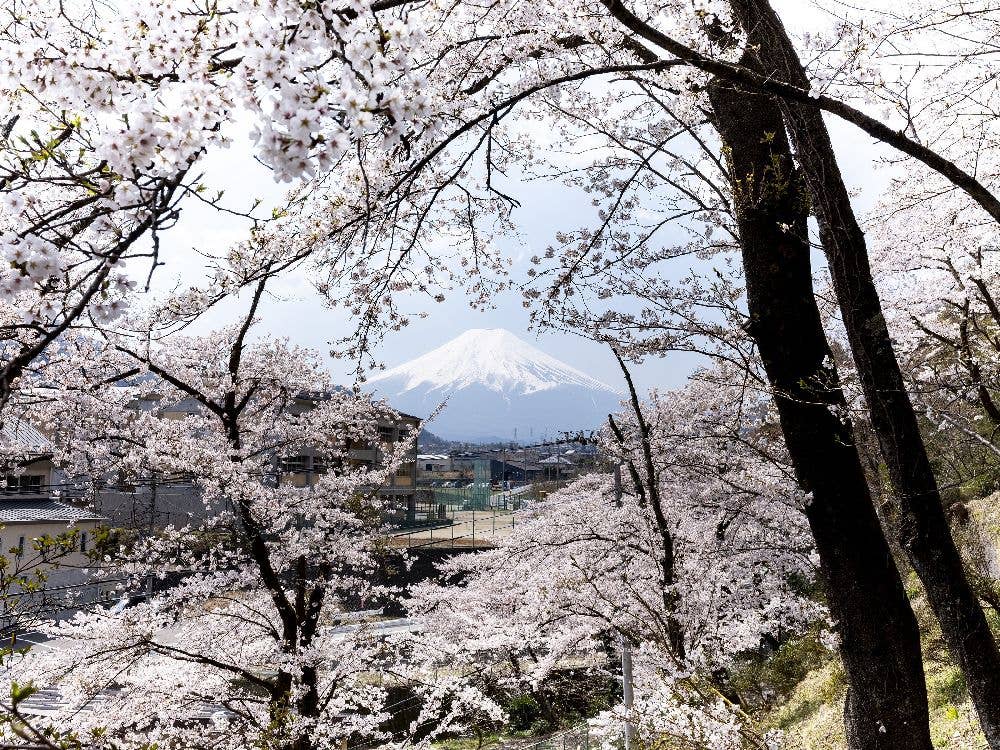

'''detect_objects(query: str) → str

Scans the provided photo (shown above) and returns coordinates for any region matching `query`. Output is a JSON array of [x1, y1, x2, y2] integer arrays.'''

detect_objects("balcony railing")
[[0, 481, 89, 500]]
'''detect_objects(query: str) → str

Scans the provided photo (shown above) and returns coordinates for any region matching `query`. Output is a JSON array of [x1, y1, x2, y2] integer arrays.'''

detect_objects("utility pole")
[[621, 636, 635, 750], [613, 465, 635, 750]]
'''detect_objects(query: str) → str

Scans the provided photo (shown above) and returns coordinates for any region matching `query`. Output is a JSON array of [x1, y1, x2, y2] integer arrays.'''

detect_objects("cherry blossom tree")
[[330, 7, 938, 745], [3, 285, 429, 750], [410, 368, 817, 750], [870, 191, 1000, 474]]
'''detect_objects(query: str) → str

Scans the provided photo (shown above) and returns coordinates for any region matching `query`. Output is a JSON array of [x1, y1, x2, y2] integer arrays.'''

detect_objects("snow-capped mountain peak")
[[368, 329, 622, 440], [369, 328, 617, 396]]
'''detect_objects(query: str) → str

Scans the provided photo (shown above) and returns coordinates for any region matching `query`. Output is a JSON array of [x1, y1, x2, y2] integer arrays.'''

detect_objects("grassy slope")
[[765, 610, 984, 749], [761, 494, 1000, 749]]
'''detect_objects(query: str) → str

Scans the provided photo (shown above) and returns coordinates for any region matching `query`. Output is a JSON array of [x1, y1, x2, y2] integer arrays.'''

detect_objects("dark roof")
[[0, 500, 105, 524]]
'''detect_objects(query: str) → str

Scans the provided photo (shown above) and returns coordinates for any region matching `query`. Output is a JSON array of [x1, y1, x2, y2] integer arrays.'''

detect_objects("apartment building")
[[280, 390, 423, 524]]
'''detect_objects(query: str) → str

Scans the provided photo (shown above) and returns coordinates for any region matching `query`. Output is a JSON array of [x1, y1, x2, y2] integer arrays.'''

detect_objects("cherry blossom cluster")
[[4, 0, 430, 181], [242, 6, 430, 181], [0, 0, 436, 393], [0, 234, 63, 302]]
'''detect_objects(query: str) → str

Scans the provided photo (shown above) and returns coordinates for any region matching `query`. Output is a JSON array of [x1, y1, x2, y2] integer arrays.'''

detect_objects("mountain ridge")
[[368, 328, 621, 442]]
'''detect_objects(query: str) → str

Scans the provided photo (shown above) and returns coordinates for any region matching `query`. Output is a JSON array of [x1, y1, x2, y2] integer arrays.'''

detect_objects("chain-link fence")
[[390, 485, 541, 549]]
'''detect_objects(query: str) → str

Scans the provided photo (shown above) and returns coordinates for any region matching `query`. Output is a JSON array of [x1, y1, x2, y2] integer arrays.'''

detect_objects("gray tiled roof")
[[0, 500, 105, 524], [0, 419, 52, 454]]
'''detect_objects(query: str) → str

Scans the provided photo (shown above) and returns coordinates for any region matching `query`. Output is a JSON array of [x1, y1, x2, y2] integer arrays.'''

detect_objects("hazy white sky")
[[142, 2, 892, 396]]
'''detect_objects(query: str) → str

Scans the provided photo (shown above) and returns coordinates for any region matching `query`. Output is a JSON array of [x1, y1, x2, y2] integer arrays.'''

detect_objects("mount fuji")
[[367, 328, 622, 442]]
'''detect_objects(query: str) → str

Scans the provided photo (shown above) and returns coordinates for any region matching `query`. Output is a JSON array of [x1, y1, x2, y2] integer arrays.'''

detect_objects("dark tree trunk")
[[609, 357, 686, 660], [724, 3, 1000, 746], [708, 73, 933, 750], [292, 664, 321, 750]]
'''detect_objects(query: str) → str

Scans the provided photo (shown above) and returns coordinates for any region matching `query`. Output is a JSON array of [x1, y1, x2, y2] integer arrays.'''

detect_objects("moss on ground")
[[760, 657, 844, 749], [759, 571, 988, 749]]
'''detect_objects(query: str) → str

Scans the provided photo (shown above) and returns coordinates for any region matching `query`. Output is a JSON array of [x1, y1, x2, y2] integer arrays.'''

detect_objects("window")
[[116, 470, 135, 492], [5, 475, 42, 494], [279, 456, 309, 473], [378, 426, 395, 443], [80, 532, 88, 554], [425, 463, 434, 471], [312, 456, 328, 475]]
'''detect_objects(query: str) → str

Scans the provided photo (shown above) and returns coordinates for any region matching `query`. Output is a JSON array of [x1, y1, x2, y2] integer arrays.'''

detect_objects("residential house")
[[0, 419, 108, 628]]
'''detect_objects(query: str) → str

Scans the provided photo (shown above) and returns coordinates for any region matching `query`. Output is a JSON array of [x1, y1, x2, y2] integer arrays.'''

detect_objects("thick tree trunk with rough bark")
[[722, 3, 1000, 747], [708, 73, 933, 750]]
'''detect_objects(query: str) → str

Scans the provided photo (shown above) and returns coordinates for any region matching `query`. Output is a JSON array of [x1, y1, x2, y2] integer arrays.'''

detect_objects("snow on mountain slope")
[[369, 328, 616, 396], [368, 329, 622, 441]]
